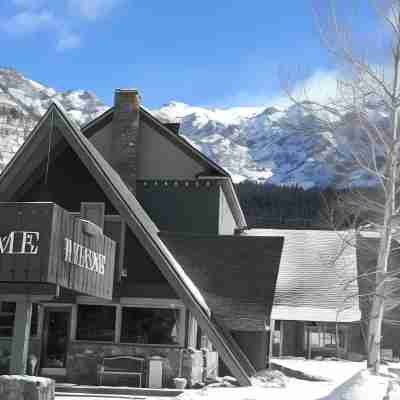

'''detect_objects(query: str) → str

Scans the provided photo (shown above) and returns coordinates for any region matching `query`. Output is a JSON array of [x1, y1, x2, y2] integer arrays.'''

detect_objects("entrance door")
[[41, 308, 71, 374]]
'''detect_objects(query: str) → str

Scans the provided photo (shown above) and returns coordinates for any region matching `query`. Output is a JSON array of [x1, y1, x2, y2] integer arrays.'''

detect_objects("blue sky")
[[0, 0, 385, 108]]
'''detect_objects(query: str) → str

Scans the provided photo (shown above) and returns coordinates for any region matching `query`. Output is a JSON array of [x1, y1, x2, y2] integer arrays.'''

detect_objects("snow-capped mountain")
[[151, 101, 379, 188], [0, 67, 380, 188], [0, 68, 107, 170]]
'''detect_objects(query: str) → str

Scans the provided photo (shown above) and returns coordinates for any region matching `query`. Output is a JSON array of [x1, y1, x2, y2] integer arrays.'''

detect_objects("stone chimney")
[[111, 89, 141, 193]]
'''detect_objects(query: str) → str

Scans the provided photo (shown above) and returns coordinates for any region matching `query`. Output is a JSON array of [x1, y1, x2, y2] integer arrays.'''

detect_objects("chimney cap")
[[115, 88, 139, 94]]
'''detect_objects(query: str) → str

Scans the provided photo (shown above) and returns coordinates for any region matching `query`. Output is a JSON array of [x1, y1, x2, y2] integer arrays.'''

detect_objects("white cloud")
[[2, 9, 81, 52], [276, 69, 340, 108], [3, 0, 122, 51], [67, 0, 122, 21], [214, 70, 341, 110], [2, 10, 54, 36], [56, 31, 81, 51]]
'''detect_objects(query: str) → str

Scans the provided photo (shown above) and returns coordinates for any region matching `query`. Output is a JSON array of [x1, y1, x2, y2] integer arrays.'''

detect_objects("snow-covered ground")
[[178, 359, 398, 400]]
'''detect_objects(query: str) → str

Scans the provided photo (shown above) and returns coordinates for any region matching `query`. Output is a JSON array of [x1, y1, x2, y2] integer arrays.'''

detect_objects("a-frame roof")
[[82, 105, 229, 177], [0, 102, 253, 385]]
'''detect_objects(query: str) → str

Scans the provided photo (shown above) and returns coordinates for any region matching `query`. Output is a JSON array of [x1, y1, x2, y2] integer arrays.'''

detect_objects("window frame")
[[75, 302, 117, 343], [74, 296, 186, 347], [119, 301, 185, 346], [305, 322, 348, 350], [0, 301, 42, 339]]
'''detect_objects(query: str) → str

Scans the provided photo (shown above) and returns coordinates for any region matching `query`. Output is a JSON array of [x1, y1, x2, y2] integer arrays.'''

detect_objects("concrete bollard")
[[0, 375, 55, 400]]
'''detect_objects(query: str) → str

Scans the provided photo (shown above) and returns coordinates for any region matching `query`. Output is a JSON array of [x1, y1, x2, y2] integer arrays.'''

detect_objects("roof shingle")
[[160, 234, 284, 330], [243, 229, 361, 322]]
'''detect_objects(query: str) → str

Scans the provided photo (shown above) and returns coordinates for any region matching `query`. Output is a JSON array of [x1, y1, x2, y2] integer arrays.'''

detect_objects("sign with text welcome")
[[0, 203, 115, 299]]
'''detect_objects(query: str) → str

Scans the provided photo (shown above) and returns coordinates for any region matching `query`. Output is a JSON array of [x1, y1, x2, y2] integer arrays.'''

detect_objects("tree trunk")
[[367, 112, 400, 375], [366, 176, 393, 373]]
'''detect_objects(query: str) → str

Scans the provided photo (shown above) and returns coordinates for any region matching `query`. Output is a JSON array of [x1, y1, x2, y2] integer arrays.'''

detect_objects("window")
[[0, 302, 15, 337], [121, 307, 180, 345], [30, 304, 39, 336], [0, 302, 39, 337], [307, 323, 346, 349], [273, 320, 281, 345], [77, 305, 115, 341]]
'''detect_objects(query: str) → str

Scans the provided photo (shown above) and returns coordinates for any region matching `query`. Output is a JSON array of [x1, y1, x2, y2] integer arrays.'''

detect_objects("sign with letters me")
[[0, 203, 115, 299], [0, 231, 40, 255]]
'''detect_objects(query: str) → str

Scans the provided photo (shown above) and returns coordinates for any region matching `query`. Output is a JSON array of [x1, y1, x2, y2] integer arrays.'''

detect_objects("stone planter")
[[0, 375, 55, 400], [173, 377, 187, 389]]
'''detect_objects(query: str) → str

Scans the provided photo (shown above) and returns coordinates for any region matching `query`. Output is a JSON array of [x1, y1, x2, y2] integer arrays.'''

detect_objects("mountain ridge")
[[0, 67, 375, 188]]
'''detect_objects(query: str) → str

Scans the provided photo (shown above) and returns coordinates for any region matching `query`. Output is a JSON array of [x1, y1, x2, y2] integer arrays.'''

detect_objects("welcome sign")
[[0, 231, 40, 255], [64, 238, 106, 275], [0, 203, 115, 299]]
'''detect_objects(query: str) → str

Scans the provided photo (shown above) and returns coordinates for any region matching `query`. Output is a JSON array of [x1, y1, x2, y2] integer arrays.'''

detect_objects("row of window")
[[305, 323, 347, 349], [77, 305, 181, 345], [0, 302, 181, 346]]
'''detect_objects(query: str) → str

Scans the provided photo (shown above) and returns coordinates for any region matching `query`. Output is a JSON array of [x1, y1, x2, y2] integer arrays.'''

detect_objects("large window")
[[77, 305, 115, 341], [306, 323, 346, 349], [121, 307, 180, 345], [0, 302, 38, 337]]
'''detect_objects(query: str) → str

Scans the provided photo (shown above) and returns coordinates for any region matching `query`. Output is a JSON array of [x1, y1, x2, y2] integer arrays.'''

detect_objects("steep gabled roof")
[[242, 229, 361, 322], [0, 102, 253, 385], [80, 106, 247, 229], [81, 105, 229, 177], [160, 233, 284, 331]]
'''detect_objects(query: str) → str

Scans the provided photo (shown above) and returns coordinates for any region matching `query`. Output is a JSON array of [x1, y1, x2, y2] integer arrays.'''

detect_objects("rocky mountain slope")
[[0, 67, 380, 188], [0, 68, 107, 171]]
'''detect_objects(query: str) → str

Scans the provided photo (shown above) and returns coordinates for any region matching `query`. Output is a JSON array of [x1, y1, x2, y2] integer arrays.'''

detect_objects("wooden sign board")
[[0, 202, 115, 299]]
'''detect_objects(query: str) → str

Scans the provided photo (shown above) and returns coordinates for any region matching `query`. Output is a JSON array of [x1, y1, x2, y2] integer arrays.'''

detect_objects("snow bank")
[[320, 369, 389, 400], [177, 360, 394, 400]]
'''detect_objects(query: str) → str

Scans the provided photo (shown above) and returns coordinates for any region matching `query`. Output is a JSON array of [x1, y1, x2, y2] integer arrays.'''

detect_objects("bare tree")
[[281, 1, 400, 374]]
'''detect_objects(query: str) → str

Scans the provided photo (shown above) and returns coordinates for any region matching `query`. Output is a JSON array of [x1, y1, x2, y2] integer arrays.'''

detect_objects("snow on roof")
[[242, 229, 361, 322]]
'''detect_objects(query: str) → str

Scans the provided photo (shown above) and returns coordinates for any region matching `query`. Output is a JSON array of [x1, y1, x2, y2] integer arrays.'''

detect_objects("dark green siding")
[[136, 182, 220, 234], [118, 227, 177, 298]]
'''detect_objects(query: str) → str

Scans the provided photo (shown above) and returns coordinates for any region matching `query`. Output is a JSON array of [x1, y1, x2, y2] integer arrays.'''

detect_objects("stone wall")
[[0, 375, 54, 400], [66, 341, 181, 387]]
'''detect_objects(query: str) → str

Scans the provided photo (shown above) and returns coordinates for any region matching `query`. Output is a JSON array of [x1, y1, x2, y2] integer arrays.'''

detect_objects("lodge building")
[[0, 89, 363, 388]]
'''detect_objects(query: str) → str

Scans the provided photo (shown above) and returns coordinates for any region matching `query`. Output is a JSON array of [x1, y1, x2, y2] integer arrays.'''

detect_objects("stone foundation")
[[66, 341, 181, 387], [0, 375, 55, 400]]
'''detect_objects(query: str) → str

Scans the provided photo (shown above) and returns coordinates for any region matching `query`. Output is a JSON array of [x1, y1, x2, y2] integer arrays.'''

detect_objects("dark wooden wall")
[[17, 146, 116, 213], [136, 181, 220, 235], [116, 227, 177, 299]]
